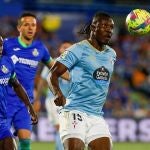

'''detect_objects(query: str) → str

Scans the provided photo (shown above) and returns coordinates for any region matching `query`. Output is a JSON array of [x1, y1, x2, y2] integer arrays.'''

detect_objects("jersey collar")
[[18, 37, 29, 48]]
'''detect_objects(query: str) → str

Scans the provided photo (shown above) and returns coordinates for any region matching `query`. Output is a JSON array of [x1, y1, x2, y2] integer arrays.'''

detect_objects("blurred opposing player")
[[47, 12, 116, 150], [0, 36, 37, 150], [2, 12, 69, 150], [39, 41, 72, 150]]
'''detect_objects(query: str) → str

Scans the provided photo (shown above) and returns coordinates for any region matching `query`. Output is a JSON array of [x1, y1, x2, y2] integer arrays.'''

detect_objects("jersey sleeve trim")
[[11, 72, 16, 79], [18, 37, 29, 48], [44, 57, 52, 64]]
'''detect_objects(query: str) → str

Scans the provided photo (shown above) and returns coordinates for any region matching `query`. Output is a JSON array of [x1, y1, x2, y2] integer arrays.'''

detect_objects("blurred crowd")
[[0, 14, 149, 119], [105, 29, 150, 119]]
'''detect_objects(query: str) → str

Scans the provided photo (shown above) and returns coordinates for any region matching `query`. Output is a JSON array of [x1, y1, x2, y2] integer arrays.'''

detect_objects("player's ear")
[[17, 26, 19, 32], [17, 25, 20, 32]]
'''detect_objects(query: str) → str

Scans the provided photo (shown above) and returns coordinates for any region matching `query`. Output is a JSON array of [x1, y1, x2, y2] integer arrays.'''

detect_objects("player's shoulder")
[[68, 40, 86, 52], [105, 45, 116, 57], [1, 55, 14, 66], [76, 40, 88, 47], [33, 39, 45, 47], [32, 39, 48, 51], [3, 37, 17, 44]]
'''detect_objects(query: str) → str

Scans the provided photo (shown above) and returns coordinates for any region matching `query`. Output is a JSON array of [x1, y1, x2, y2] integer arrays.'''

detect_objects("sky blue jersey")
[[2, 37, 51, 104], [0, 56, 16, 119], [57, 40, 116, 116], [41, 66, 71, 99]]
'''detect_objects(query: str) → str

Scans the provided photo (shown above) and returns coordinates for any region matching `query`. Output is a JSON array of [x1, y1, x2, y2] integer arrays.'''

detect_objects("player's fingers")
[[54, 97, 66, 106], [31, 115, 38, 125], [54, 98, 61, 106]]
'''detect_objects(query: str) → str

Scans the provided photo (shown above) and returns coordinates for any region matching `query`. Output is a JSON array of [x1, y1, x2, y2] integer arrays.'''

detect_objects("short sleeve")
[[9, 57, 17, 79], [41, 44, 51, 64], [9, 57, 17, 83], [2, 38, 8, 55], [10, 72, 16, 80], [56, 43, 83, 70]]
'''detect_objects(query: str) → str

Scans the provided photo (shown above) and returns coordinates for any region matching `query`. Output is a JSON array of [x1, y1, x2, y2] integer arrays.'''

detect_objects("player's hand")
[[54, 92, 66, 106], [28, 104, 38, 125]]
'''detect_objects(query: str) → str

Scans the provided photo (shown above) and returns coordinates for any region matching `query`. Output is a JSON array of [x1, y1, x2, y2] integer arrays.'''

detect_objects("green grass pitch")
[[31, 142, 150, 150]]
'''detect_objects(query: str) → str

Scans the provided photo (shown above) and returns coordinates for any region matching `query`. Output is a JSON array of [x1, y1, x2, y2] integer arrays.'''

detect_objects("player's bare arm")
[[47, 59, 70, 81], [33, 58, 70, 113], [47, 61, 67, 106], [9, 78, 38, 124]]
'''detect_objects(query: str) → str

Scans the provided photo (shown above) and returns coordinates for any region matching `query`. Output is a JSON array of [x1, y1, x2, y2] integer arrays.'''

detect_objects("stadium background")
[[0, 0, 150, 149]]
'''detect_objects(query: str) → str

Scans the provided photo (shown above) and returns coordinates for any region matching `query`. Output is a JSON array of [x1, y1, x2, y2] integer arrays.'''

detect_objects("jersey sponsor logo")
[[32, 48, 39, 57], [93, 66, 110, 83], [11, 55, 19, 64], [18, 57, 38, 67], [1, 65, 9, 74], [11, 55, 38, 67], [0, 77, 9, 85]]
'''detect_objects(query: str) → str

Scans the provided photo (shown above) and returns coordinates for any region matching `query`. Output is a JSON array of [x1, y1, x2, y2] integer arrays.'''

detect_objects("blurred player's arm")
[[47, 61, 68, 106], [9, 77, 38, 124], [33, 77, 45, 113], [34, 59, 70, 111], [33, 59, 53, 113]]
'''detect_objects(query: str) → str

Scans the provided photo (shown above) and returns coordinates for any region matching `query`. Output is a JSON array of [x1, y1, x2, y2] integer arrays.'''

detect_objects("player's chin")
[[25, 36, 34, 41], [27, 33, 35, 38], [102, 39, 110, 45]]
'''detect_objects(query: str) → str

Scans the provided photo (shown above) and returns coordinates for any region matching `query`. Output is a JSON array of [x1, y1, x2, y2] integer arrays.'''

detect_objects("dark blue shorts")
[[7, 104, 32, 132], [0, 119, 12, 140]]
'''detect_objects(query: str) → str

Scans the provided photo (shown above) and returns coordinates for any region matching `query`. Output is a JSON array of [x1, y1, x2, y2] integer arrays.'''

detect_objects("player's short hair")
[[18, 12, 37, 26]]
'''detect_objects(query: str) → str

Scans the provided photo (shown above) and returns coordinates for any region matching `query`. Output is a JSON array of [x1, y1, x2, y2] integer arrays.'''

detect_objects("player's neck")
[[18, 36, 32, 47], [87, 39, 105, 52]]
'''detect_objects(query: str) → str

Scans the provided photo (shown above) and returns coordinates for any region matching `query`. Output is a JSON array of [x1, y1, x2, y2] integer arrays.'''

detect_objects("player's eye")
[[31, 24, 36, 27], [23, 23, 29, 27]]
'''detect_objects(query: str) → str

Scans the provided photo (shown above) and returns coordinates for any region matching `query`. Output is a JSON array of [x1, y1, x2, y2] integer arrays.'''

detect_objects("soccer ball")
[[126, 9, 150, 35]]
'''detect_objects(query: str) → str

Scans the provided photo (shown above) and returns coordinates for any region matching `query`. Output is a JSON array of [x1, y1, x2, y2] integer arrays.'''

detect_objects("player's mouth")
[[104, 35, 111, 41], [28, 31, 34, 35], [104, 33, 112, 40]]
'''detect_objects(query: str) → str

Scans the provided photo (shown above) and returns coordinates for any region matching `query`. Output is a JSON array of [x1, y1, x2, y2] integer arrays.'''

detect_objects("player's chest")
[[81, 51, 114, 74], [9, 47, 43, 60]]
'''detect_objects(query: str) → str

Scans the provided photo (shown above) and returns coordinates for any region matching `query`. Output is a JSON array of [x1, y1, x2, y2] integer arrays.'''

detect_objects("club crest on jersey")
[[32, 48, 39, 57], [93, 66, 110, 83], [1, 65, 9, 74]]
